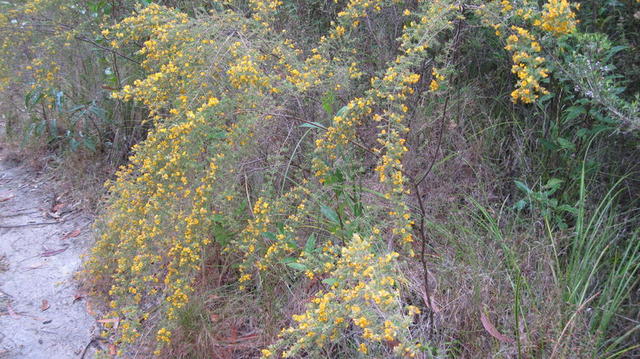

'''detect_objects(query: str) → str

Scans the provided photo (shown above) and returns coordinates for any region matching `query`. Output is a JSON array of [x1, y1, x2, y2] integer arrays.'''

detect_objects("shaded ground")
[[0, 142, 97, 358]]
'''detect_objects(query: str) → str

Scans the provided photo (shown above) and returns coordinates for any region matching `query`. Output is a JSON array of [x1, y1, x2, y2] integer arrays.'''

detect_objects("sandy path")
[[0, 145, 97, 358]]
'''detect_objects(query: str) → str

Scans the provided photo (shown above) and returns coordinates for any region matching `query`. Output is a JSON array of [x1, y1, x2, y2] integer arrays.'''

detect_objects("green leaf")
[[299, 121, 324, 130], [335, 105, 349, 118], [69, 138, 79, 152], [68, 104, 85, 113], [576, 128, 589, 139], [212, 223, 232, 246], [545, 178, 564, 193], [514, 199, 528, 211], [211, 214, 225, 221], [321, 91, 335, 116], [514, 180, 531, 194], [556, 137, 575, 151], [25, 90, 43, 108], [83, 137, 96, 152], [563, 106, 586, 122], [304, 234, 316, 253], [557, 204, 578, 215], [607, 45, 627, 60], [320, 205, 339, 224], [322, 278, 338, 286], [540, 138, 559, 151], [539, 92, 555, 103], [207, 130, 227, 140], [286, 262, 307, 271], [279, 257, 296, 264], [322, 169, 344, 186], [89, 104, 107, 121]]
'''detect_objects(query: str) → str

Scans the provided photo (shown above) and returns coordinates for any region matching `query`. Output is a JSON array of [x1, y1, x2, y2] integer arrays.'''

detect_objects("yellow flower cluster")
[[249, 0, 283, 25], [430, 68, 445, 92], [336, 0, 387, 28], [504, 26, 550, 103], [534, 0, 578, 36], [264, 234, 421, 358], [227, 54, 270, 90], [479, 0, 580, 104]]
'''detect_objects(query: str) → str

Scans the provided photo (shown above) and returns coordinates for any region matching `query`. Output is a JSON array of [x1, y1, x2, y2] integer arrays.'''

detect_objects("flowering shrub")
[[82, 0, 463, 355]]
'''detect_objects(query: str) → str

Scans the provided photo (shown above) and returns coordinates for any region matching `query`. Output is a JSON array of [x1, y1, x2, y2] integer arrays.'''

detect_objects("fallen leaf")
[[109, 344, 117, 356], [62, 229, 81, 240], [52, 203, 64, 212], [480, 311, 514, 343], [40, 299, 50, 311], [41, 247, 68, 257], [210, 313, 219, 322]]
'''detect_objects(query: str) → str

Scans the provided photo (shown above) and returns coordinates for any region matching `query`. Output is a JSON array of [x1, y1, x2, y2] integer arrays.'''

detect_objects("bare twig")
[[80, 337, 108, 359], [411, 178, 435, 335], [415, 96, 450, 187], [0, 210, 40, 218], [244, 173, 254, 219], [0, 221, 59, 228]]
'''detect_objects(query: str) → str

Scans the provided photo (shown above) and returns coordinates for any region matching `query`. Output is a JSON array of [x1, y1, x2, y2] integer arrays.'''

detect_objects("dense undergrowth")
[[1, 0, 640, 358]]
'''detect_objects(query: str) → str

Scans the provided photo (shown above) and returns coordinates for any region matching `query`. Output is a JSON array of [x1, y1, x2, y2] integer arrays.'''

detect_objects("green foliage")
[[514, 177, 577, 229]]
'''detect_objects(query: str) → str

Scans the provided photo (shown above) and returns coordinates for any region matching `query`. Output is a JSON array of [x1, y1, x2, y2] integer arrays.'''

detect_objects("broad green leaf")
[[556, 137, 575, 151], [320, 205, 339, 224], [564, 106, 586, 122], [286, 262, 307, 271], [304, 234, 316, 253], [322, 278, 338, 286]]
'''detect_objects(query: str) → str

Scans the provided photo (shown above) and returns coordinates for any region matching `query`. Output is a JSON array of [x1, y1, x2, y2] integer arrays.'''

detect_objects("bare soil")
[[0, 141, 97, 358]]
